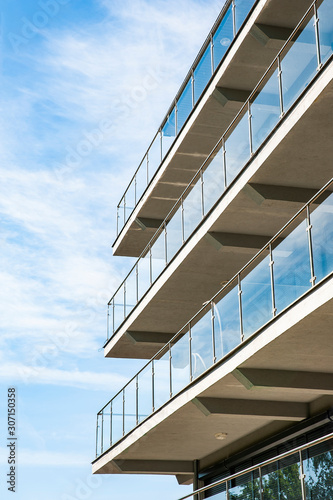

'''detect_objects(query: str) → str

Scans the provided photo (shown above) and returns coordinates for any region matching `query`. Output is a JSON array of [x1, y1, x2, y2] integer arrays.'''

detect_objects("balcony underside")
[[93, 275, 333, 479], [105, 58, 333, 360], [113, 0, 314, 257]]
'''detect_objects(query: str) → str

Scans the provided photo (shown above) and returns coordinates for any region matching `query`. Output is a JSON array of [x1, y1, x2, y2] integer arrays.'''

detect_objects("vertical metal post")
[[226, 479, 230, 500], [135, 263, 139, 303], [122, 390, 125, 437], [164, 223, 168, 265], [175, 99, 178, 135], [107, 304, 110, 340], [189, 324, 193, 382], [124, 280, 127, 318], [112, 299, 115, 334], [259, 466, 264, 500], [210, 33, 214, 74], [314, 3, 322, 70], [146, 153, 149, 185], [222, 137, 227, 189], [101, 411, 104, 454], [238, 274, 244, 342], [123, 194, 126, 229], [269, 244, 277, 317], [110, 402, 113, 447], [232, 0, 236, 38], [211, 302, 217, 364], [152, 360, 155, 412], [136, 376, 139, 426], [299, 450, 307, 500], [181, 197, 185, 244], [134, 175, 137, 206], [193, 459, 199, 500], [149, 244, 152, 286], [200, 169, 205, 217], [159, 129, 163, 163], [277, 56, 284, 118], [95, 415, 99, 458], [306, 205, 316, 286], [169, 344, 173, 398], [248, 101, 253, 155], [116, 205, 119, 236], [191, 69, 195, 108]]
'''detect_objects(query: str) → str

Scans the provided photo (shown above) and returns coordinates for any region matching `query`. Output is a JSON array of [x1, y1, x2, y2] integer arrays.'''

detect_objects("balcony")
[[113, 0, 316, 257], [94, 180, 333, 470], [105, 0, 333, 359]]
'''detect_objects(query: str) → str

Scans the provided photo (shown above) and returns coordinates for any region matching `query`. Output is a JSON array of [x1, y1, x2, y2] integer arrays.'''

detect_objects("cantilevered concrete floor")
[[105, 57, 333, 360], [113, 0, 315, 257], [93, 274, 333, 481]]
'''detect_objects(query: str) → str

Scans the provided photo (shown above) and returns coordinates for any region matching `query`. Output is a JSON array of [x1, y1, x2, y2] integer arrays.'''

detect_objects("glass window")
[[213, 4, 233, 70], [318, 0, 333, 65], [310, 192, 333, 283], [171, 331, 190, 395], [203, 147, 225, 215], [177, 78, 193, 133], [225, 110, 250, 186], [191, 309, 214, 379], [183, 179, 203, 241], [213, 282, 241, 361], [162, 107, 176, 157], [194, 44, 212, 103]]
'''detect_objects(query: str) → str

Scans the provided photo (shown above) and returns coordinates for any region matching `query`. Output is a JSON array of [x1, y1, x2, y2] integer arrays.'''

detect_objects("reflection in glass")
[[191, 310, 213, 379], [177, 79, 193, 133], [261, 454, 301, 500], [318, 0, 333, 65], [166, 206, 183, 263], [225, 111, 250, 186], [151, 229, 166, 283], [138, 364, 153, 423], [194, 44, 212, 103], [213, 4, 233, 70], [203, 148, 225, 215], [241, 256, 272, 339], [311, 192, 333, 283], [251, 66, 280, 152], [171, 331, 190, 396], [162, 107, 176, 157], [280, 12, 317, 112], [273, 216, 311, 314], [214, 283, 241, 360], [153, 350, 170, 410], [303, 438, 333, 499], [183, 179, 203, 241], [235, 0, 251, 32], [228, 470, 260, 500]]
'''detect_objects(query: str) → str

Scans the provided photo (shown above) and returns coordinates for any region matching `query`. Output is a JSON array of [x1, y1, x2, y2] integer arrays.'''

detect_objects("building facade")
[[92, 0, 333, 497]]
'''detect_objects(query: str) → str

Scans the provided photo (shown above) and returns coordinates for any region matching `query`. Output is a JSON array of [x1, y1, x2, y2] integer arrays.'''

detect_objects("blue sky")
[[0, 1, 223, 498]]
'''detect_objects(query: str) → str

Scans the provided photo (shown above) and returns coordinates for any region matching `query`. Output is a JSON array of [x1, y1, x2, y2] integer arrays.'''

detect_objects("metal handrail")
[[115, 0, 258, 237], [97, 176, 333, 431], [107, 0, 324, 335], [177, 431, 333, 500]]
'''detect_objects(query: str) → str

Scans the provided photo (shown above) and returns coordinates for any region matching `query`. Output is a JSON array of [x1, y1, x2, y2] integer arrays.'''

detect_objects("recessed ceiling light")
[[215, 432, 228, 440]]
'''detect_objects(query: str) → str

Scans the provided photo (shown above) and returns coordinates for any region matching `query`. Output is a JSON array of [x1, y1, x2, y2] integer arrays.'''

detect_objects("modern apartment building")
[[92, 0, 333, 497]]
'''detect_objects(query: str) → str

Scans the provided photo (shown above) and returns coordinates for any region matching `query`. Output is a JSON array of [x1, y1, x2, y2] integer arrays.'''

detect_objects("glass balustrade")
[[97, 180, 333, 457], [116, 0, 257, 236], [107, 0, 333, 342]]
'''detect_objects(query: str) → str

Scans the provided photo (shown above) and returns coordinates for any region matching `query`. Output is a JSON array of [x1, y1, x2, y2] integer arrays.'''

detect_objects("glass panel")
[[281, 12, 317, 113], [151, 229, 166, 283], [311, 192, 333, 283], [194, 44, 212, 103], [171, 331, 190, 396], [147, 133, 161, 182], [318, 0, 333, 65], [166, 205, 183, 263], [213, 4, 233, 70], [183, 178, 203, 241], [177, 78, 193, 133], [191, 309, 214, 379], [118, 201, 125, 233], [136, 159, 148, 203], [241, 255, 272, 339], [125, 267, 137, 316], [251, 64, 280, 152], [228, 470, 261, 500], [225, 110, 250, 186], [203, 147, 225, 214], [111, 392, 123, 445], [96, 413, 102, 455], [124, 183, 136, 223], [235, 0, 252, 32], [261, 454, 302, 500], [303, 438, 333, 499], [206, 483, 227, 499], [124, 379, 137, 435], [138, 364, 153, 423], [273, 215, 311, 314], [102, 405, 111, 453], [137, 250, 151, 300], [153, 349, 170, 410], [162, 106, 176, 157], [113, 285, 125, 332], [213, 282, 241, 360]]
